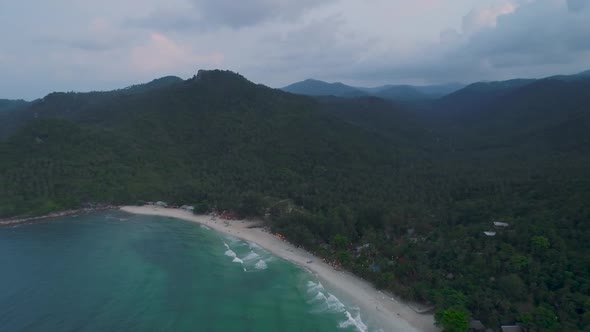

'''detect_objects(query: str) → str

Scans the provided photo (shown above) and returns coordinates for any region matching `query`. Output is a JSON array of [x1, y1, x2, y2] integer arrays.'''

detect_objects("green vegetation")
[[0, 99, 29, 112], [1, 70, 589, 331], [282, 78, 464, 100], [435, 307, 470, 332]]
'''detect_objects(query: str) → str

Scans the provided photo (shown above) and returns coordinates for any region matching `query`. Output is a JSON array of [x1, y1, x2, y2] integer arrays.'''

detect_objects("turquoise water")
[[0, 212, 374, 332]]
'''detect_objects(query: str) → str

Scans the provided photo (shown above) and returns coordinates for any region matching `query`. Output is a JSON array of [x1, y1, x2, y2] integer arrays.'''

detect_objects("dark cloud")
[[464, 1, 590, 68], [194, 0, 333, 28], [132, 0, 336, 31], [244, 15, 368, 81], [127, 9, 203, 31], [35, 17, 135, 53], [567, 0, 587, 12], [34, 37, 100, 52], [38, 35, 131, 52], [339, 0, 590, 85]]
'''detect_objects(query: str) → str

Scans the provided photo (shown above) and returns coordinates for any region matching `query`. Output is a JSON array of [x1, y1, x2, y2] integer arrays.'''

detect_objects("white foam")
[[305, 280, 370, 331], [224, 241, 246, 266], [326, 294, 346, 313], [224, 236, 244, 246], [312, 292, 328, 303], [307, 281, 325, 294], [306, 282, 346, 314], [200, 225, 211, 230], [338, 311, 368, 332], [248, 242, 262, 250], [105, 215, 128, 221], [254, 260, 268, 270], [243, 252, 261, 262]]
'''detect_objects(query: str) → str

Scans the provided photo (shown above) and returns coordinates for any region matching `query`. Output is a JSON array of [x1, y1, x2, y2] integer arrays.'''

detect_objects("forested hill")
[[0, 99, 29, 112], [282, 79, 368, 97], [1, 70, 422, 216], [282, 79, 465, 100], [1, 69, 589, 331], [431, 77, 590, 152]]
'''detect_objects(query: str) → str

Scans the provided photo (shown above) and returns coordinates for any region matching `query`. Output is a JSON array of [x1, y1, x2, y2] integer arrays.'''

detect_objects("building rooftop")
[[470, 320, 485, 330]]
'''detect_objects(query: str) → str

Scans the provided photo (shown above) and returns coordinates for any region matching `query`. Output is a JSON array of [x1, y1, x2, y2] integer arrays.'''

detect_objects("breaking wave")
[[248, 242, 262, 250], [222, 240, 272, 272], [104, 215, 128, 221], [307, 281, 325, 295], [306, 281, 345, 313], [306, 281, 369, 332], [338, 310, 368, 332], [326, 294, 346, 313], [243, 252, 260, 262], [224, 236, 245, 247], [254, 260, 268, 270]]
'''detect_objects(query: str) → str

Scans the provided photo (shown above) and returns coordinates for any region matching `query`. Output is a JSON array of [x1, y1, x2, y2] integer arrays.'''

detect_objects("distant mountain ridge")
[[282, 79, 465, 101], [282, 69, 590, 102], [0, 99, 29, 112], [122, 76, 184, 93], [281, 79, 368, 98], [435, 69, 590, 118]]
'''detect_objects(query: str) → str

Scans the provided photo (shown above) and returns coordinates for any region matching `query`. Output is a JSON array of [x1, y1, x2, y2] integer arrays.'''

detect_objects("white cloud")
[[462, 1, 519, 33]]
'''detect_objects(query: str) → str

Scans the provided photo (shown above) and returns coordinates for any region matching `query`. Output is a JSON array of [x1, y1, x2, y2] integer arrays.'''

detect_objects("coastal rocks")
[[0, 205, 117, 228]]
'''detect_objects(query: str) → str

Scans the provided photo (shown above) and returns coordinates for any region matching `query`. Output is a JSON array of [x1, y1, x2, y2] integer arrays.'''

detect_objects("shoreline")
[[121, 205, 439, 332], [0, 206, 117, 228]]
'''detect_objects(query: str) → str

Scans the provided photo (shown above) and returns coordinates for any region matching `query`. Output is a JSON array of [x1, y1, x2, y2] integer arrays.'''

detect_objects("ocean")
[[0, 211, 376, 332]]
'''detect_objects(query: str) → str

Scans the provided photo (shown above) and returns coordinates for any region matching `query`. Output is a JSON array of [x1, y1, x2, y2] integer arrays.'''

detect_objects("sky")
[[1, 0, 589, 100]]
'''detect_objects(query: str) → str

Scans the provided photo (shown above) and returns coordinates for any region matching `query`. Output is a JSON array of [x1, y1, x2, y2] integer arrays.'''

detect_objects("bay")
[[0, 212, 373, 332]]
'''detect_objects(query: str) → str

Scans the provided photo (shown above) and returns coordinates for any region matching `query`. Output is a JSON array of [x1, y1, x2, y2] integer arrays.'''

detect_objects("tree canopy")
[[1, 70, 589, 330]]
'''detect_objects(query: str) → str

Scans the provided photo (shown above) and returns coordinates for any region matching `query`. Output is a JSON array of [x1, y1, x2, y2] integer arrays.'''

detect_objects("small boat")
[[306, 260, 313, 264]]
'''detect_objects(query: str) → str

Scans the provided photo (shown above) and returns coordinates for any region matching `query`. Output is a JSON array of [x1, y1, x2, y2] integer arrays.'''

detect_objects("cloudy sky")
[[1, 0, 589, 99]]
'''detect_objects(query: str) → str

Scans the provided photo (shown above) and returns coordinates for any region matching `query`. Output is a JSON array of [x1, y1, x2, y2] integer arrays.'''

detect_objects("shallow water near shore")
[[0, 212, 378, 332]]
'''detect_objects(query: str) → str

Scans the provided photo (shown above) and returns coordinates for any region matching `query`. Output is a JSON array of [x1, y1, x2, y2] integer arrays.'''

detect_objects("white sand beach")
[[121, 205, 439, 332]]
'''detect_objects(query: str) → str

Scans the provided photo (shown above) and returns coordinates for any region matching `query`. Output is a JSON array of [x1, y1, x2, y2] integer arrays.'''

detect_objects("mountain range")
[[0, 99, 29, 112], [282, 79, 464, 101], [1, 69, 589, 331], [282, 69, 590, 103]]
